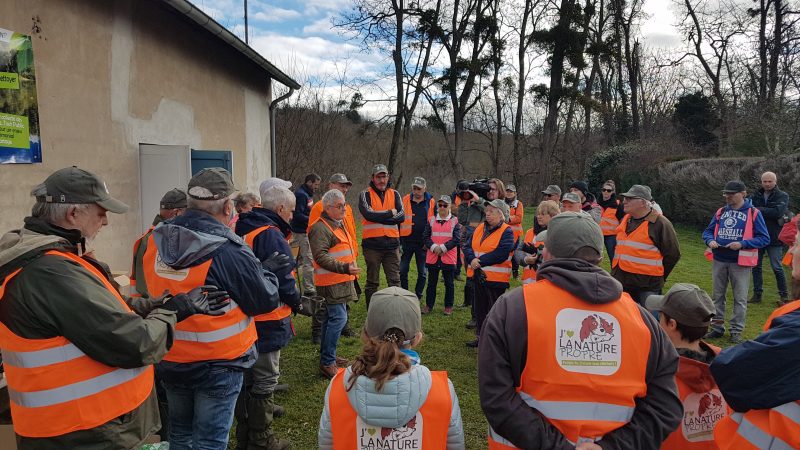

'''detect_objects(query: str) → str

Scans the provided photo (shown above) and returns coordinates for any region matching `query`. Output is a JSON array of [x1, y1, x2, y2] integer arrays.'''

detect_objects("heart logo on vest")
[[556, 308, 622, 375], [357, 413, 423, 449]]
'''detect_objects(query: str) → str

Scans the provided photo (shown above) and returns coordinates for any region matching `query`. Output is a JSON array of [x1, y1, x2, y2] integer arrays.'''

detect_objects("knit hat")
[[569, 181, 590, 197]]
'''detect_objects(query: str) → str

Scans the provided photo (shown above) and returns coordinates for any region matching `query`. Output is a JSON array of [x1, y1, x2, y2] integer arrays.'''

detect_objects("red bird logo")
[[380, 416, 417, 440], [579, 314, 615, 343], [698, 392, 724, 416]]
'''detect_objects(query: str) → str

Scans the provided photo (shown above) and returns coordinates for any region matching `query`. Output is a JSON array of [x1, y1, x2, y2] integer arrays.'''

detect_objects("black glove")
[[161, 285, 231, 321], [353, 279, 362, 302], [291, 300, 312, 317], [262, 252, 292, 276]]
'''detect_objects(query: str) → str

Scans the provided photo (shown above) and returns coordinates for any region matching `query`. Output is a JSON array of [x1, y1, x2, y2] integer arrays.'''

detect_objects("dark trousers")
[[753, 245, 789, 297], [363, 247, 401, 306], [400, 241, 427, 298], [625, 287, 662, 305], [474, 281, 506, 338], [604, 235, 617, 262], [425, 265, 455, 309], [464, 277, 475, 320], [455, 246, 463, 276]]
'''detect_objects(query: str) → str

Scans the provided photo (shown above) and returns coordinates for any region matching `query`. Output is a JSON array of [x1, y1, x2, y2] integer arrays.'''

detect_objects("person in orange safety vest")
[[505, 184, 524, 279], [400, 176, 436, 299], [479, 212, 682, 449], [645, 283, 728, 450]]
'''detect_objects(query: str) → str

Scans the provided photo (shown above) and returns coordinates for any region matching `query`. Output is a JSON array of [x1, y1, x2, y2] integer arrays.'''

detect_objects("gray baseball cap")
[[329, 173, 353, 186], [189, 168, 237, 200], [160, 188, 187, 209], [372, 164, 389, 175], [561, 192, 581, 203], [506, 184, 517, 192], [485, 198, 511, 222], [412, 176, 426, 188], [542, 185, 562, 196], [438, 195, 452, 205], [364, 287, 422, 342], [39, 166, 129, 214], [619, 184, 653, 201], [545, 212, 604, 259], [645, 283, 715, 327]]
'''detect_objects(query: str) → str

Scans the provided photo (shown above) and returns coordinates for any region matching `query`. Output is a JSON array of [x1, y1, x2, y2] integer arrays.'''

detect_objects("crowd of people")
[[0, 165, 797, 450]]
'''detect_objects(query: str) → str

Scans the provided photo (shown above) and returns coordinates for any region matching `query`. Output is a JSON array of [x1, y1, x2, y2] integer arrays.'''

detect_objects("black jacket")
[[750, 187, 790, 245], [358, 182, 405, 251], [291, 184, 314, 233]]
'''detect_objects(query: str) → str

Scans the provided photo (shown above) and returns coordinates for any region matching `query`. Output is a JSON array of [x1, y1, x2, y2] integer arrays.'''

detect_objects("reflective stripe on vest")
[[313, 218, 357, 287], [509, 201, 524, 239], [601, 205, 620, 236], [426, 216, 458, 265], [0, 251, 154, 438], [710, 207, 760, 267], [716, 401, 800, 450], [141, 235, 256, 363], [243, 225, 293, 322], [467, 223, 513, 283], [329, 368, 452, 449], [362, 187, 400, 239], [400, 195, 435, 237], [521, 228, 537, 285], [515, 280, 650, 444], [612, 216, 665, 276]]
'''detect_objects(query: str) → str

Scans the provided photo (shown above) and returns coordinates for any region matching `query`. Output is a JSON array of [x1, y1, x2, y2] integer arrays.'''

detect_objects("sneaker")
[[466, 339, 479, 348], [421, 305, 431, 314], [748, 294, 762, 304], [729, 333, 744, 344], [704, 329, 724, 339], [465, 319, 477, 329], [443, 307, 453, 316]]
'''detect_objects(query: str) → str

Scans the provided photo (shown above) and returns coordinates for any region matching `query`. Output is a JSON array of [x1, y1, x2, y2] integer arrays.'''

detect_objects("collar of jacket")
[[23, 216, 85, 249], [321, 211, 344, 228], [369, 181, 392, 194], [301, 183, 314, 196], [436, 213, 453, 222], [172, 209, 244, 244], [598, 195, 618, 208], [239, 207, 291, 238]]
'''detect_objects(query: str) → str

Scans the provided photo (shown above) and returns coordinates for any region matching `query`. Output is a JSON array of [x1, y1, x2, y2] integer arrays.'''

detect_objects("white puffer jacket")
[[318, 364, 465, 449]]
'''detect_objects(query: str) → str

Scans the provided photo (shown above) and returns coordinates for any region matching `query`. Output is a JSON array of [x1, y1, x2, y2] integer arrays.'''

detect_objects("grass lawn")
[[248, 208, 789, 449]]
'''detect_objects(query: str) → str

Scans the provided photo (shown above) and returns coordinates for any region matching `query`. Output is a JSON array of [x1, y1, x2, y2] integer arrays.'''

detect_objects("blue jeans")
[[320, 302, 347, 366], [400, 241, 427, 298], [164, 366, 243, 450], [425, 265, 455, 309], [604, 235, 617, 262], [753, 245, 788, 297]]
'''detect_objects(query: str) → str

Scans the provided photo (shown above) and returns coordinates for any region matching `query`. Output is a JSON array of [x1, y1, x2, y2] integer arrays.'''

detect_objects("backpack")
[[778, 215, 798, 247]]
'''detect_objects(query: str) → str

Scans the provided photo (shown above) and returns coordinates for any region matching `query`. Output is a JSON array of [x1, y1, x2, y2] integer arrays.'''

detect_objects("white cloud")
[[302, 16, 338, 35], [252, 7, 302, 22]]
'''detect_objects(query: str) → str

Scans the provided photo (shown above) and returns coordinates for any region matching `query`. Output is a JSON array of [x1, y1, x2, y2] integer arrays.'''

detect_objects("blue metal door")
[[191, 150, 232, 175]]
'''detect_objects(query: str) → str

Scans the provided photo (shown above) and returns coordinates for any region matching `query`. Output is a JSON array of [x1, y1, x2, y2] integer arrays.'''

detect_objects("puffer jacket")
[[318, 363, 464, 449]]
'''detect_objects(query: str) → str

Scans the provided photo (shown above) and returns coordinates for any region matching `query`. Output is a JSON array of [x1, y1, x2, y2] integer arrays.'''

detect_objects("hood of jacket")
[[537, 258, 623, 303], [598, 195, 618, 208], [151, 209, 243, 269], [343, 365, 432, 428], [722, 198, 755, 213], [676, 341, 720, 392], [236, 207, 291, 239], [0, 217, 81, 274]]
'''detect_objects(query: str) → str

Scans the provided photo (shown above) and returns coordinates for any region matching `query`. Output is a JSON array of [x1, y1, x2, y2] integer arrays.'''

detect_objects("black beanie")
[[569, 181, 589, 196]]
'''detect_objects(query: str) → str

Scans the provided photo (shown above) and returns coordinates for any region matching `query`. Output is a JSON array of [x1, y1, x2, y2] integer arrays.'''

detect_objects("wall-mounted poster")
[[0, 27, 41, 164]]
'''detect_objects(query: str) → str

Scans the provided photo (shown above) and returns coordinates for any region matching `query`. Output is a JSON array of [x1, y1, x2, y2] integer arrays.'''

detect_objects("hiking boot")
[[704, 329, 724, 339], [266, 437, 292, 450], [335, 356, 350, 366], [274, 383, 289, 393], [340, 327, 356, 338], [454, 273, 464, 281], [319, 364, 337, 379], [780, 294, 790, 305], [273, 404, 285, 418], [421, 305, 431, 314], [466, 339, 479, 348], [465, 319, 476, 329], [312, 334, 321, 345], [748, 294, 762, 304], [443, 307, 453, 316], [729, 333, 744, 344]]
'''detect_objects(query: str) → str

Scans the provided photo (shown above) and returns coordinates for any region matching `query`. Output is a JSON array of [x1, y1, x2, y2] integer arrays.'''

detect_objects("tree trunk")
[[387, 0, 405, 175]]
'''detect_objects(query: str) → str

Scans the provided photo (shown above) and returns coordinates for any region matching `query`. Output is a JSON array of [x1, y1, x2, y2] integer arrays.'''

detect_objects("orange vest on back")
[[714, 401, 800, 450], [467, 223, 513, 283], [361, 187, 400, 239], [141, 234, 256, 363], [400, 194, 435, 237], [313, 218, 357, 287], [243, 225, 293, 322], [508, 200, 524, 240], [601, 203, 621, 236], [521, 228, 537, 285], [329, 368, 452, 449], [0, 251, 154, 438], [613, 216, 665, 276], [763, 299, 800, 331], [488, 280, 650, 448]]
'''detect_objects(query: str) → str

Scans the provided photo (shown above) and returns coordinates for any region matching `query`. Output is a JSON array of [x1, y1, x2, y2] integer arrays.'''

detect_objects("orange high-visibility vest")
[[662, 346, 727, 450], [714, 401, 800, 450], [329, 368, 452, 449], [0, 251, 154, 438], [613, 215, 665, 276], [467, 223, 513, 283], [308, 202, 358, 255], [361, 187, 400, 239], [763, 299, 800, 331], [488, 280, 650, 448], [400, 194, 435, 237], [520, 228, 537, 285], [704, 207, 760, 267], [130, 225, 156, 297], [781, 247, 793, 266], [508, 200, 524, 241], [313, 218, 357, 287], [243, 226, 293, 322], [141, 234, 256, 363], [600, 202, 621, 236], [426, 216, 458, 265]]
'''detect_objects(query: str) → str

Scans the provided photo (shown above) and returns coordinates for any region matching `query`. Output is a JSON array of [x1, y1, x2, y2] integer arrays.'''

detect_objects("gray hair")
[[187, 195, 231, 216], [30, 183, 90, 224], [322, 189, 345, 207], [260, 186, 295, 211], [234, 192, 260, 211]]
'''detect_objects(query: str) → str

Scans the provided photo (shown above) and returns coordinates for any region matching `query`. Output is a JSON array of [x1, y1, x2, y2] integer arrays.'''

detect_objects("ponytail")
[[347, 328, 413, 392]]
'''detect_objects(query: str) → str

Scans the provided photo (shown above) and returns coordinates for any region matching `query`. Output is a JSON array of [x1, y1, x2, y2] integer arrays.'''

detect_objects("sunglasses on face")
[[602, 189, 613, 192], [437, 203, 449, 208]]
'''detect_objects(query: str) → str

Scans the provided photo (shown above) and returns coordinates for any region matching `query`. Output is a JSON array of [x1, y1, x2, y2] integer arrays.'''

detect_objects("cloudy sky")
[[193, 0, 685, 98]]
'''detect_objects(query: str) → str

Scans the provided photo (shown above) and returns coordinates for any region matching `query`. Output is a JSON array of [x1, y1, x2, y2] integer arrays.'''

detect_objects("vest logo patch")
[[681, 389, 726, 442], [153, 253, 189, 281], [356, 413, 422, 449], [556, 308, 621, 375]]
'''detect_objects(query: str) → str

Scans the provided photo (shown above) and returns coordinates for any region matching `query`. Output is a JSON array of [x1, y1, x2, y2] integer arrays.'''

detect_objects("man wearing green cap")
[[478, 212, 681, 449], [0, 167, 226, 448]]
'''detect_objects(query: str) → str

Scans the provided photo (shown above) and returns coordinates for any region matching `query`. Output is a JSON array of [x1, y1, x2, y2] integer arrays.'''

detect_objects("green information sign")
[[0, 27, 40, 163]]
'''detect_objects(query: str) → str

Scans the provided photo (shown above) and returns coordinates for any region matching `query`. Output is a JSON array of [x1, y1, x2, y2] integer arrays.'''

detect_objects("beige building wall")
[[0, 0, 276, 270]]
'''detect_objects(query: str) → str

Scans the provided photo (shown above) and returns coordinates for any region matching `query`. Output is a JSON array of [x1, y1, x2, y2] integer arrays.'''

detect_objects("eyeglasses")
[[331, 203, 346, 210], [602, 189, 613, 192], [437, 203, 449, 208]]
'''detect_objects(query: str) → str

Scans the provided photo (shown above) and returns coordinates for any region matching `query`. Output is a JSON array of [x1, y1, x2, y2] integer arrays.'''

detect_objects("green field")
[[250, 209, 788, 449]]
